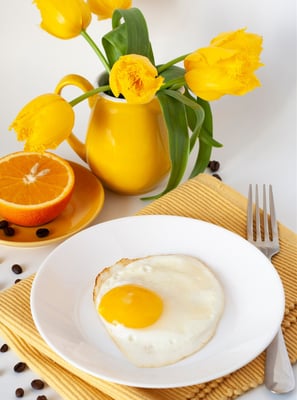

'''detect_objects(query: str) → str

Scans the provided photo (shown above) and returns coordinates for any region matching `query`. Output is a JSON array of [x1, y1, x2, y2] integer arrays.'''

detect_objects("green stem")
[[69, 85, 110, 107], [160, 77, 186, 90], [80, 30, 110, 73], [157, 53, 190, 74]]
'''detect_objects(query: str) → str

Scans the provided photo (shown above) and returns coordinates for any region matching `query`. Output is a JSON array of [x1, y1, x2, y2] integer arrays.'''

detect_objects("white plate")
[[31, 215, 285, 388]]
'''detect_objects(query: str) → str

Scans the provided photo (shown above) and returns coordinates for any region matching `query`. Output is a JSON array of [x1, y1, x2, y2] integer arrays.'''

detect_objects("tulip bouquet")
[[9, 0, 263, 198]]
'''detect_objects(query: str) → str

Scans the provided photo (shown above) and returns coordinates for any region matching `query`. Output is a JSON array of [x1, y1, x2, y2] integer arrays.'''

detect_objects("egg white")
[[93, 254, 224, 368]]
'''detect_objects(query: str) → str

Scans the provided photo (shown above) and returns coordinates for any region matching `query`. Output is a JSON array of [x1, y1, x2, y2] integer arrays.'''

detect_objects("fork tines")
[[247, 184, 279, 245]]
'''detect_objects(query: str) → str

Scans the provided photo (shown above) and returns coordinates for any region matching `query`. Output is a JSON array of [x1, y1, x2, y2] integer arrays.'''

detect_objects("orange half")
[[0, 151, 75, 226]]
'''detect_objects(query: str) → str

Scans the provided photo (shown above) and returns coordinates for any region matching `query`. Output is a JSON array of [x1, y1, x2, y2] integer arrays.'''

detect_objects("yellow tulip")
[[110, 54, 164, 104], [33, 0, 92, 39], [87, 0, 132, 20], [184, 28, 263, 101], [9, 94, 75, 152]]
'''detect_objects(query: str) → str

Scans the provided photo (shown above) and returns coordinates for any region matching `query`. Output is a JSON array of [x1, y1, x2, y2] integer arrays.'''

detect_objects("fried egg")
[[93, 254, 224, 367]]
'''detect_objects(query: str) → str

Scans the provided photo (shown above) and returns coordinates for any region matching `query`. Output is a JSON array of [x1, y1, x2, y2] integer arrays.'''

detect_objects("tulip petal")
[[87, 0, 132, 20], [184, 28, 263, 101], [34, 0, 91, 39], [10, 94, 74, 152], [110, 54, 164, 104]]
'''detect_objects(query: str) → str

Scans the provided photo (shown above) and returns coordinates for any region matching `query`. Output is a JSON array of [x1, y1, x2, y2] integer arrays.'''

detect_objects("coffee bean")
[[0, 220, 9, 229], [208, 160, 220, 172], [14, 279, 22, 284], [212, 173, 222, 181], [15, 387, 24, 398], [31, 379, 45, 390], [0, 343, 9, 352], [4, 226, 15, 236], [13, 362, 27, 373], [11, 264, 23, 275], [36, 396, 48, 400], [36, 228, 50, 238]]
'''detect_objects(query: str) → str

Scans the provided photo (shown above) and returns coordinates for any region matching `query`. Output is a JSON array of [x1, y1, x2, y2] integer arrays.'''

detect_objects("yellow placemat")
[[0, 174, 296, 400]]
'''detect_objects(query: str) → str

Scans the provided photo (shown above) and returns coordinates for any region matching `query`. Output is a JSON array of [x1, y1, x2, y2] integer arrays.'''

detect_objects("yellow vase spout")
[[55, 74, 170, 195]]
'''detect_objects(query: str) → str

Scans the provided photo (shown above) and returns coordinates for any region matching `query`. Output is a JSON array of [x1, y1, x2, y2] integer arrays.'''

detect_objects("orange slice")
[[0, 151, 75, 227]]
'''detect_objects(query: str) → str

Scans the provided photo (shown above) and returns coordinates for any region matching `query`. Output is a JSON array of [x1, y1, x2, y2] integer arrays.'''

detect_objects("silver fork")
[[247, 184, 295, 394]]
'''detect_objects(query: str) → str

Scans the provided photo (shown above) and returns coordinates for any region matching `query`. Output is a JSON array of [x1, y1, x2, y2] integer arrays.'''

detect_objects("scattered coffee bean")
[[212, 173, 222, 181], [4, 226, 15, 236], [0, 343, 9, 352], [14, 278, 22, 284], [0, 220, 9, 229], [31, 379, 45, 390], [15, 387, 24, 398], [11, 264, 23, 275], [36, 396, 48, 400], [36, 228, 50, 238], [13, 362, 27, 373], [208, 160, 220, 172]]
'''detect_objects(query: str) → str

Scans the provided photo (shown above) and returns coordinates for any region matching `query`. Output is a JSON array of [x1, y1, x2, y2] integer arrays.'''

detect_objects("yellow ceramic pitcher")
[[55, 74, 171, 195]]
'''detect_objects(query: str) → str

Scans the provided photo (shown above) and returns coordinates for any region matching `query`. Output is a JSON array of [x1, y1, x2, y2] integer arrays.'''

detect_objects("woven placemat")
[[0, 174, 296, 400]]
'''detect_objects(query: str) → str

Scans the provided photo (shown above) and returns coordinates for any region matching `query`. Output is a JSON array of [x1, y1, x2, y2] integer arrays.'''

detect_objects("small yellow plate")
[[0, 161, 104, 247]]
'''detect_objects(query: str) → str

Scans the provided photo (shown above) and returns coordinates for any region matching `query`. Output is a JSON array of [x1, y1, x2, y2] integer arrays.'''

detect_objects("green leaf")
[[101, 24, 127, 66], [188, 115, 203, 152], [189, 98, 214, 178], [164, 89, 203, 111], [200, 132, 223, 148], [159, 65, 185, 83], [142, 91, 190, 200], [166, 89, 206, 153], [185, 102, 197, 133], [183, 89, 205, 151], [102, 8, 154, 67]]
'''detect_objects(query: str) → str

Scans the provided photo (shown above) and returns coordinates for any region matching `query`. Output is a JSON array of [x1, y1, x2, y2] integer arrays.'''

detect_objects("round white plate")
[[31, 215, 285, 388]]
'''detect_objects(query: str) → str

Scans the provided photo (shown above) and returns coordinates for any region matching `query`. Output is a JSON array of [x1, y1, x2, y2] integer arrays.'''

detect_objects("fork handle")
[[264, 328, 295, 393]]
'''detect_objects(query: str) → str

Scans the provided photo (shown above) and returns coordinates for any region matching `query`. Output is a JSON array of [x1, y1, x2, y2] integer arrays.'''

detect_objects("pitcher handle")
[[54, 74, 97, 162]]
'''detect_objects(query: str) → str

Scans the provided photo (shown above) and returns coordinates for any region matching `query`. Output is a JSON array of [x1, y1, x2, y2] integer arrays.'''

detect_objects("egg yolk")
[[98, 284, 163, 328]]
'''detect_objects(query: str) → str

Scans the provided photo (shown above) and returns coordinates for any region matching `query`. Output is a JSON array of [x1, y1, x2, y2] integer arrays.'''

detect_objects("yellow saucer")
[[0, 161, 104, 247]]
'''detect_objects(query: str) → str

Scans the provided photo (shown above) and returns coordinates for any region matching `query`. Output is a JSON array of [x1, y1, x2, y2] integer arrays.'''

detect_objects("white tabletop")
[[0, 0, 296, 399]]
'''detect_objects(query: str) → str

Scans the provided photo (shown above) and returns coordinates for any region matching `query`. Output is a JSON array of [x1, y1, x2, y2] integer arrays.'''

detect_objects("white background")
[[0, 0, 296, 399]]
